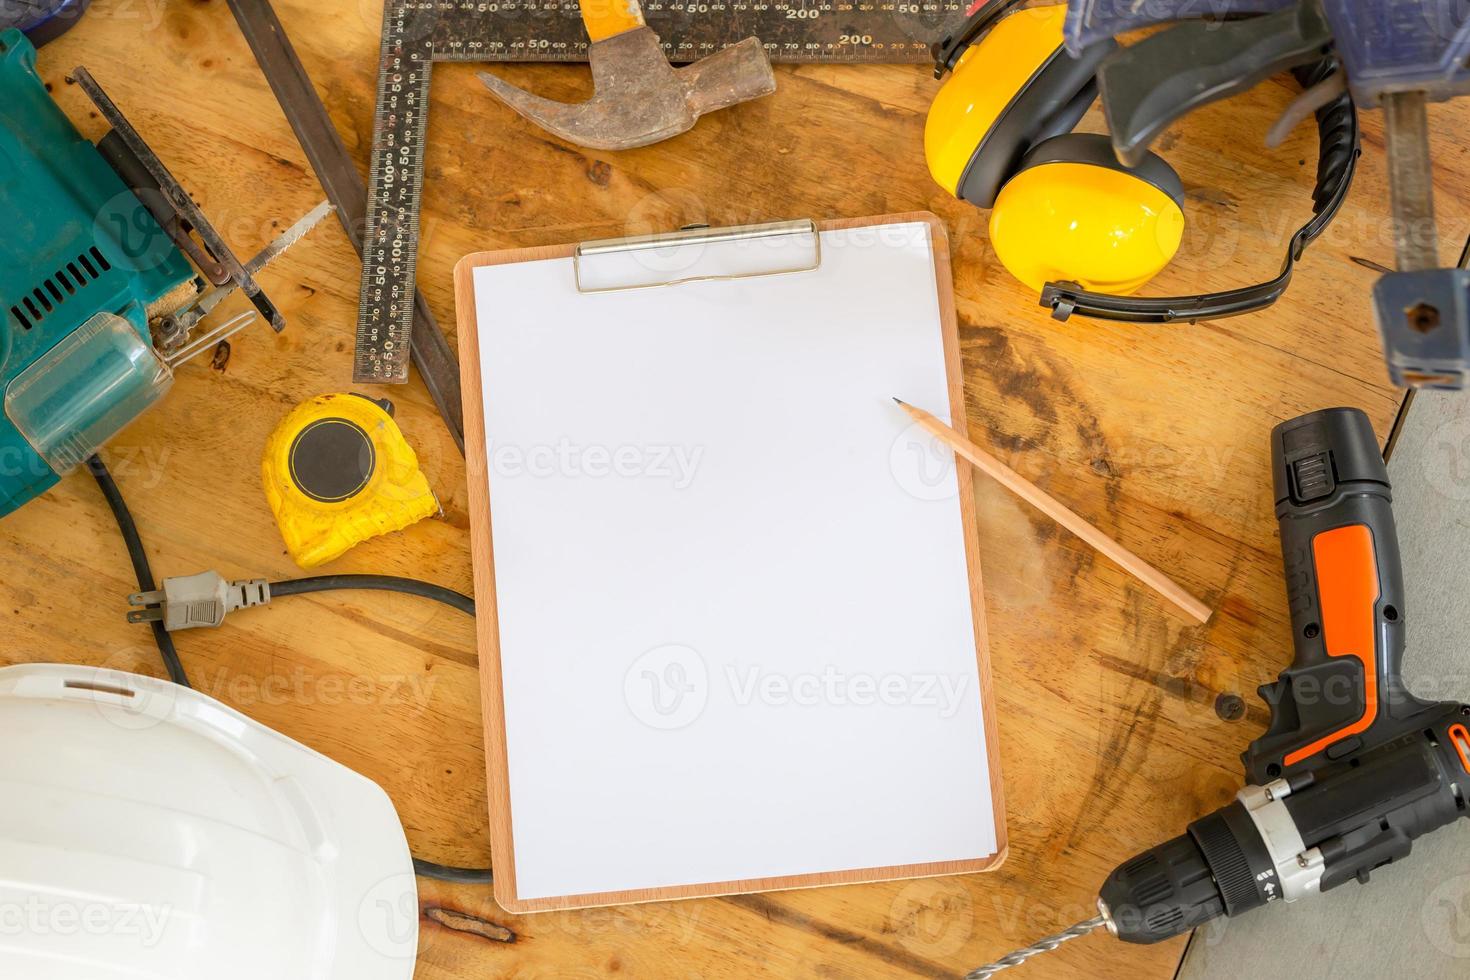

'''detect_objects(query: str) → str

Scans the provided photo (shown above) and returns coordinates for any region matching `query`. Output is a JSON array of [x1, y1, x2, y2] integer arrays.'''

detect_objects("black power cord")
[[271, 575, 474, 615], [88, 454, 492, 887], [411, 859, 495, 885], [88, 456, 190, 688]]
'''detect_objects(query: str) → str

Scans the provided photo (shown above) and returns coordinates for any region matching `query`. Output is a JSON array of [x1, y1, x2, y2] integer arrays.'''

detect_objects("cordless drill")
[[1100, 405, 1470, 942], [974, 407, 1470, 976]]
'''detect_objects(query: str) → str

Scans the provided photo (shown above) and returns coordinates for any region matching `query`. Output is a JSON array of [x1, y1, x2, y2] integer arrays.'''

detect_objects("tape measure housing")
[[263, 393, 439, 568]]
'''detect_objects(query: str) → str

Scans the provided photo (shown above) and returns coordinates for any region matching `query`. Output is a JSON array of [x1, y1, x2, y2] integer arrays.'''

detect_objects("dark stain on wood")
[[963, 324, 1055, 424], [961, 321, 1121, 596], [1096, 653, 1270, 729], [587, 160, 613, 186], [724, 894, 954, 979], [1064, 685, 1165, 850], [1073, 414, 1121, 513], [1185, 184, 1238, 211], [1060, 588, 1216, 847]]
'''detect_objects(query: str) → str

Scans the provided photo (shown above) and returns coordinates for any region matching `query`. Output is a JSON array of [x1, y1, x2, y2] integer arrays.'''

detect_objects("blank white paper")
[[472, 222, 996, 901]]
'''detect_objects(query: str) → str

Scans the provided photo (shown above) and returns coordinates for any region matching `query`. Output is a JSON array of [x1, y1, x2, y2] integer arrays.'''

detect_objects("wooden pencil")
[[894, 399, 1212, 625]]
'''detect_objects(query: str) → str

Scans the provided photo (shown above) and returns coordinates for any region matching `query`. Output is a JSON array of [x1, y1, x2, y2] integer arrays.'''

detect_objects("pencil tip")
[[892, 397, 904, 405]]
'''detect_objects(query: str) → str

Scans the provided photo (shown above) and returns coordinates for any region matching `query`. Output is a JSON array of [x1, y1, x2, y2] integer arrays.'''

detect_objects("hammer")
[[478, 0, 776, 151]]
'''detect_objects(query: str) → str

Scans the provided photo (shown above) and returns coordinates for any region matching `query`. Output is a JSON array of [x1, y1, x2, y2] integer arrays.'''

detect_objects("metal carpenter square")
[[356, 0, 967, 383]]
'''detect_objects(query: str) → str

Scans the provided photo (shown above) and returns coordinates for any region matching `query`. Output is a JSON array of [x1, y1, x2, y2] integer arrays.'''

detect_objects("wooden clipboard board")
[[453, 212, 1005, 913]]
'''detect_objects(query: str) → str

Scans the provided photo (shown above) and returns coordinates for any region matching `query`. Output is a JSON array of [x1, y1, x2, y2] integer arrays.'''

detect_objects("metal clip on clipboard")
[[573, 219, 821, 293]]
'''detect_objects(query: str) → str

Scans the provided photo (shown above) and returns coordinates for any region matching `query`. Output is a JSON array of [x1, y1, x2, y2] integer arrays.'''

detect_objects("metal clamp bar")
[[574, 220, 821, 293], [1383, 90, 1441, 273]]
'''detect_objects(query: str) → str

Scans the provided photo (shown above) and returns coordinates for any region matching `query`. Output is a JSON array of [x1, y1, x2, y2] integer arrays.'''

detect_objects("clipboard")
[[453, 212, 1006, 913]]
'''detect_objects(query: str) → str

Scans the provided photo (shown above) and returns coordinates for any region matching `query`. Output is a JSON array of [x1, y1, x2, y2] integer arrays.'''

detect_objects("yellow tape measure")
[[262, 393, 439, 569]]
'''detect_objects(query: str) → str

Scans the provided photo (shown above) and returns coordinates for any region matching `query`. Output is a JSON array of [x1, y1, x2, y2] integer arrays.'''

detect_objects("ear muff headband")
[[1040, 60, 1360, 324], [930, 7, 1361, 325]]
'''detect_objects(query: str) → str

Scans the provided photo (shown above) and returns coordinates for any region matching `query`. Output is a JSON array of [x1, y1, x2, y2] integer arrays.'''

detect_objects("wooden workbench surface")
[[4, 3, 1465, 977]]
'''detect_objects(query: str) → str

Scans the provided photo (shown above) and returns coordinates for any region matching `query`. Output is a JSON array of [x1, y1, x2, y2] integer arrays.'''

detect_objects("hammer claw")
[[478, 71, 605, 138], [479, 66, 688, 151], [477, 24, 775, 151]]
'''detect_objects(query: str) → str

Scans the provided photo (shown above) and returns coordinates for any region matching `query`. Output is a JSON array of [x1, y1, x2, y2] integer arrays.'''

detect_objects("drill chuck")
[[1099, 791, 1288, 943], [1098, 776, 1339, 944], [1097, 827, 1225, 944]]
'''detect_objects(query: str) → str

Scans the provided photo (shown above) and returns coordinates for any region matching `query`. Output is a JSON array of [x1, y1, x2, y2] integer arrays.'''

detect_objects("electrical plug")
[[127, 571, 271, 631]]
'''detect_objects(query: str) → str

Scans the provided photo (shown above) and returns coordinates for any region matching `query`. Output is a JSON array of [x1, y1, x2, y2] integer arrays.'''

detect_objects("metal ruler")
[[355, 0, 967, 383]]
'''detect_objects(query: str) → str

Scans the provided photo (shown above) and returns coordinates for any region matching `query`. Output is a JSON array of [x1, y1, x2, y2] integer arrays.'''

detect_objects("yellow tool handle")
[[581, 0, 647, 42]]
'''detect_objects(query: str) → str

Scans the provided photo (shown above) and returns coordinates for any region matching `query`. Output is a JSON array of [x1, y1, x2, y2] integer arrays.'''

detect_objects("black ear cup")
[[955, 38, 1117, 208], [1013, 133, 1185, 208]]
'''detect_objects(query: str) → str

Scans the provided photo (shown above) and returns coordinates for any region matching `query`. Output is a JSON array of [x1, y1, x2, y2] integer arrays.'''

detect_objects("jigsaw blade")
[[247, 200, 335, 276], [160, 201, 334, 356]]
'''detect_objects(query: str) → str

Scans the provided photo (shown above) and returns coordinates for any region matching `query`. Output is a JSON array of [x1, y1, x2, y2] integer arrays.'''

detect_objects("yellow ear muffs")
[[924, 4, 1115, 207], [988, 133, 1187, 295]]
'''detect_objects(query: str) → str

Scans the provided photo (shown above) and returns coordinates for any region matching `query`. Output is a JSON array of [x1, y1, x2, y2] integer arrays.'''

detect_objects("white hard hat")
[[0, 664, 419, 979]]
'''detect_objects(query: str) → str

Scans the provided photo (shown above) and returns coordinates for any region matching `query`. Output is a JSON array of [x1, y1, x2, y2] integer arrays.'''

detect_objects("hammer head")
[[479, 28, 776, 151]]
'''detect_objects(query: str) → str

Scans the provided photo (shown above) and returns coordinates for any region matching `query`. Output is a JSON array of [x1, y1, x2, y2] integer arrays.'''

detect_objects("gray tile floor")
[[1180, 392, 1470, 979]]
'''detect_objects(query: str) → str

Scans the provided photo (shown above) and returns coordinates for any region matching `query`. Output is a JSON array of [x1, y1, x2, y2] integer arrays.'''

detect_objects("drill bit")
[[964, 915, 1106, 979]]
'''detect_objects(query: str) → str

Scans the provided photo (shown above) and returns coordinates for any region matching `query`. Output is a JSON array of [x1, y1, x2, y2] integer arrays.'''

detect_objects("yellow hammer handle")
[[581, 0, 647, 42]]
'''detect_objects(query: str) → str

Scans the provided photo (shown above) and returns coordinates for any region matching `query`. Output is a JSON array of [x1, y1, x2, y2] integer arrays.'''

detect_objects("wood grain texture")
[[0, 2, 1457, 977], [896, 399, 1212, 624], [454, 213, 1005, 913]]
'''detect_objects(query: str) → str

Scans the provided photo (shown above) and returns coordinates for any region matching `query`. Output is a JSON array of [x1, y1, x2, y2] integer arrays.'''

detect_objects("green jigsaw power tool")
[[0, 29, 329, 517]]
